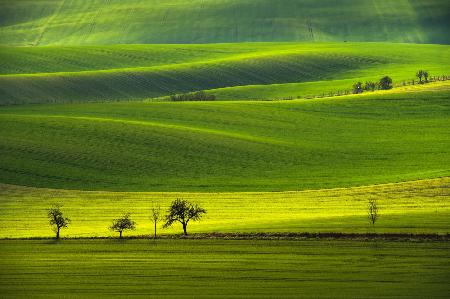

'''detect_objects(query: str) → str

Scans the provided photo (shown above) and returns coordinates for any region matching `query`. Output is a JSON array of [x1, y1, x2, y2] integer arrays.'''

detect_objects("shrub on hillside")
[[364, 81, 377, 92], [170, 91, 216, 101], [352, 82, 363, 94], [379, 76, 393, 90]]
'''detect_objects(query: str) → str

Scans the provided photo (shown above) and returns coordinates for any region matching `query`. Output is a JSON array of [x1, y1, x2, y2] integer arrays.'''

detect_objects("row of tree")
[[169, 91, 216, 101], [352, 70, 442, 95], [416, 70, 430, 84], [48, 198, 380, 240], [166, 71, 446, 102], [48, 199, 206, 239], [352, 76, 393, 94]]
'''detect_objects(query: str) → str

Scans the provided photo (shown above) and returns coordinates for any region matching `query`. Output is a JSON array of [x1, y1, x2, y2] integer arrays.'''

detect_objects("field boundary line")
[[2, 232, 449, 242]]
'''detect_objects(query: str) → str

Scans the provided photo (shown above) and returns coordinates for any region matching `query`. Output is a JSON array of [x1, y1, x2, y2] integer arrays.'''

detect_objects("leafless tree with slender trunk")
[[150, 205, 162, 239], [368, 199, 379, 227]]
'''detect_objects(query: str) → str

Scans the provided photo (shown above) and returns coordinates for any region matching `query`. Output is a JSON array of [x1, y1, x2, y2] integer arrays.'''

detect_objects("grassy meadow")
[[1, 1, 450, 297], [0, 239, 449, 298], [1, 42, 449, 104], [1, 0, 449, 45], [0, 177, 448, 238], [1, 83, 449, 192]]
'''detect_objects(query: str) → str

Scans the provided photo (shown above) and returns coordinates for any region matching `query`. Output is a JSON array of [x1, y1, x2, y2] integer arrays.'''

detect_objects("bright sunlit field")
[[0, 177, 448, 238]]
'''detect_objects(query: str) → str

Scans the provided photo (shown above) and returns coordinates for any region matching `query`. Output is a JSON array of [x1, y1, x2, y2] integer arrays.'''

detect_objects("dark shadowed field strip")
[[0, 239, 448, 298]]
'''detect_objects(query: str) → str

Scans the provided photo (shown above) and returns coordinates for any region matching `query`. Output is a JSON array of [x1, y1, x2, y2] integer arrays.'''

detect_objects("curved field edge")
[[1, 85, 449, 192], [0, 177, 449, 238], [1, 42, 449, 105]]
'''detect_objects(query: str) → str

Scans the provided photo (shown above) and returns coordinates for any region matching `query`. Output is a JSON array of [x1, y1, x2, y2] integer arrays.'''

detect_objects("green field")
[[1, 1, 449, 297], [1, 0, 449, 45], [0, 239, 449, 298], [1, 83, 449, 192], [1, 42, 449, 104], [0, 177, 448, 238]]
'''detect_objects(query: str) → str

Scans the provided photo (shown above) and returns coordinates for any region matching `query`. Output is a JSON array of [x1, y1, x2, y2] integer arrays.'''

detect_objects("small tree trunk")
[[56, 227, 60, 239], [154, 222, 157, 239], [119, 231, 122, 238], [182, 223, 187, 236]]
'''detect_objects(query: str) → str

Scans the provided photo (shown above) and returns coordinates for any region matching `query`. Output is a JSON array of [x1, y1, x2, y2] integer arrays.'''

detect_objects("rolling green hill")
[[1, 0, 449, 46], [1, 1, 449, 297], [1, 83, 449, 192], [1, 42, 449, 104], [1, 177, 448, 238]]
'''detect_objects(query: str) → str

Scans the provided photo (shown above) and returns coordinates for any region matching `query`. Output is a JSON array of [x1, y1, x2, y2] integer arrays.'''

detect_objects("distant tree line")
[[351, 71, 449, 95], [401, 73, 448, 86], [352, 76, 392, 94], [416, 70, 429, 84], [47, 199, 207, 239], [170, 91, 216, 102]]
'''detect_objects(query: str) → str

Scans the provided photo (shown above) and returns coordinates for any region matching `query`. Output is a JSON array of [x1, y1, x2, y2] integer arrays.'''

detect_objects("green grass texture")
[[0, 239, 449, 298], [1, 0, 449, 45], [0, 177, 448, 238], [1, 43, 449, 104], [1, 83, 449, 192]]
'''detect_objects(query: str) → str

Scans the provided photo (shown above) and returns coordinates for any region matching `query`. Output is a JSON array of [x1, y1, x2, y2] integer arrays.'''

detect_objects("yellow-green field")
[[1, 177, 448, 238]]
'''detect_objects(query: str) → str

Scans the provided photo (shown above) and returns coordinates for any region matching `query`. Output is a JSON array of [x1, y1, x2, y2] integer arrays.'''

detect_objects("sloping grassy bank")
[[1, 83, 449, 192], [1, 0, 449, 45], [0, 177, 448, 238], [1, 43, 449, 104]]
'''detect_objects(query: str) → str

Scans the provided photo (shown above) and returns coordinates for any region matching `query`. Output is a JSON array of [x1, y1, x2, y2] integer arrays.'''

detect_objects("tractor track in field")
[[33, 0, 67, 46]]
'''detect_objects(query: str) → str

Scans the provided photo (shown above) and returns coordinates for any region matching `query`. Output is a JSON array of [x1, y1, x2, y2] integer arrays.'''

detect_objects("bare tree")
[[110, 213, 136, 238], [423, 70, 429, 83], [47, 205, 70, 239], [368, 199, 379, 227], [163, 199, 206, 235], [416, 70, 424, 83], [150, 205, 162, 239]]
